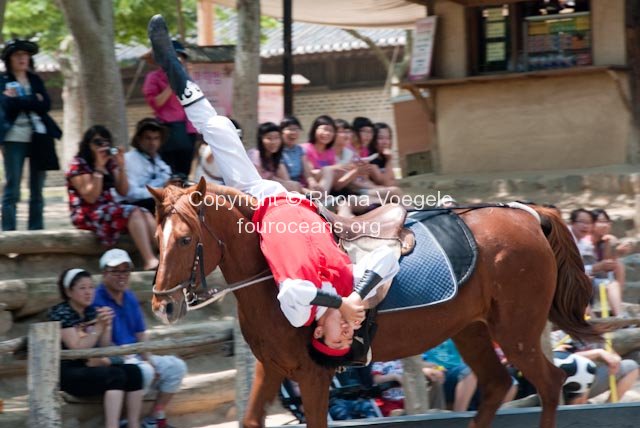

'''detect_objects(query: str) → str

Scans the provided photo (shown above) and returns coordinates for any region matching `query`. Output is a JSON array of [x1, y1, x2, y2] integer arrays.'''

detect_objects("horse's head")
[[149, 177, 257, 323]]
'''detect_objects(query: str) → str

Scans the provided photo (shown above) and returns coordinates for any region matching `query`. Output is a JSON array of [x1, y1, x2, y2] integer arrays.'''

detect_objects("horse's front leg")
[[243, 360, 284, 428], [298, 367, 333, 428]]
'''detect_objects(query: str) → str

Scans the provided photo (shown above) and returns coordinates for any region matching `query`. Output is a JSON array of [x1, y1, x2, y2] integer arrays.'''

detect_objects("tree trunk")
[[233, 0, 261, 150], [57, 36, 85, 167], [626, 0, 640, 163], [56, 0, 128, 147]]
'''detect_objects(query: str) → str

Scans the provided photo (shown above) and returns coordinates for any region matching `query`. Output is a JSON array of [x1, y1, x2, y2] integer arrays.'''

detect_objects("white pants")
[[185, 99, 286, 201]]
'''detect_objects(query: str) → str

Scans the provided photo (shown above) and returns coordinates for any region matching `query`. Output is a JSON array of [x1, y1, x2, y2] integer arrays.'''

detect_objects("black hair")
[[57, 268, 92, 301], [352, 116, 374, 133], [591, 208, 610, 222], [307, 341, 354, 369], [334, 119, 352, 130], [569, 208, 593, 223], [131, 118, 167, 151], [280, 115, 302, 130], [257, 121, 283, 173], [77, 125, 113, 167], [308, 115, 336, 148]]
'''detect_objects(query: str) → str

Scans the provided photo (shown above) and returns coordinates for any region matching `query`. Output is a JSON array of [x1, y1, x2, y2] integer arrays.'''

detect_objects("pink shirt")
[[142, 69, 196, 134], [302, 142, 336, 168]]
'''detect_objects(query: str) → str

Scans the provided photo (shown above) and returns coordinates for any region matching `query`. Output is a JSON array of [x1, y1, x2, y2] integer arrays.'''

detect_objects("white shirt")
[[120, 149, 172, 201]]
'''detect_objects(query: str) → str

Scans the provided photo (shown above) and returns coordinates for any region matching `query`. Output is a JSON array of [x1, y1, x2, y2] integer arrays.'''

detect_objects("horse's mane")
[[156, 183, 258, 235]]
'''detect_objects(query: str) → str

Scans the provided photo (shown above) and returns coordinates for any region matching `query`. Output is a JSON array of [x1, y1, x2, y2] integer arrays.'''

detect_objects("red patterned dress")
[[66, 156, 139, 246]]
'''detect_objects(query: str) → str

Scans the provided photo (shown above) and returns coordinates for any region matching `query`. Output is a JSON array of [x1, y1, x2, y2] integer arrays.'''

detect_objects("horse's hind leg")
[[492, 322, 565, 428], [243, 361, 284, 428], [453, 322, 513, 428]]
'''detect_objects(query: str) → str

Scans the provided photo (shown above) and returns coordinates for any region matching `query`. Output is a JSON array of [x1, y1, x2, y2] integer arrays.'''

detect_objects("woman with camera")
[[66, 125, 158, 270]]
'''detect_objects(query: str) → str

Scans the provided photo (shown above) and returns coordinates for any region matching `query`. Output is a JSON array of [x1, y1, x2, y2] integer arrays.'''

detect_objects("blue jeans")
[[2, 141, 46, 230]]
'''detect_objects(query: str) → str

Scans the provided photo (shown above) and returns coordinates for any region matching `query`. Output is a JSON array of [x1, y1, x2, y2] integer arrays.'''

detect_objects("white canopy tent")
[[213, 0, 427, 28]]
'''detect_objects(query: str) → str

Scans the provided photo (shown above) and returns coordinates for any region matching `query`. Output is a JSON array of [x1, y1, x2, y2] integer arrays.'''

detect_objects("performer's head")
[[308, 308, 354, 367]]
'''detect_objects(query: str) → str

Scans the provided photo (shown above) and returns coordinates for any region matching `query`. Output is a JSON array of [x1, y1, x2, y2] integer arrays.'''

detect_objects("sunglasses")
[[91, 138, 112, 147]]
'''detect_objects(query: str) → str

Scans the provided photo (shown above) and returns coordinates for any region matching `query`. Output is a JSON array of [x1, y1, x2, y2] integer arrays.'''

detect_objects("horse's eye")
[[180, 236, 192, 246]]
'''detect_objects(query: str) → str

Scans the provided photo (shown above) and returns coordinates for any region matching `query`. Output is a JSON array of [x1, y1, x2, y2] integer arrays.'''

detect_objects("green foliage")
[[3, 0, 65, 51], [2, 0, 198, 52]]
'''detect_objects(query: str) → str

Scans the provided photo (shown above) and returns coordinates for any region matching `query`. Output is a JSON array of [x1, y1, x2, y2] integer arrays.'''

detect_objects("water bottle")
[[5, 81, 24, 97]]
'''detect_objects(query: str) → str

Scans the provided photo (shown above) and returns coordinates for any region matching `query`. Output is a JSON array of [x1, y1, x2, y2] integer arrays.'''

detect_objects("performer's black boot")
[[147, 14, 204, 107]]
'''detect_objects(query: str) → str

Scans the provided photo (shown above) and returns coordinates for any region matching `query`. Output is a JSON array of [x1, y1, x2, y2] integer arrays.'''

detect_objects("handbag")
[[28, 112, 60, 171], [30, 131, 60, 171]]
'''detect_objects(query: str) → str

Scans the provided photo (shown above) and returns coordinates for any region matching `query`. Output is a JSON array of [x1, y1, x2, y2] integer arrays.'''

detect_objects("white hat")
[[99, 248, 134, 269]]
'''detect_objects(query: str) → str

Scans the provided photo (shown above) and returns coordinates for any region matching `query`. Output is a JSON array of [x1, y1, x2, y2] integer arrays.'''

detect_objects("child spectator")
[[329, 366, 380, 420], [422, 339, 478, 411], [369, 122, 397, 186], [302, 115, 338, 195], [372, 360, 405, 416]]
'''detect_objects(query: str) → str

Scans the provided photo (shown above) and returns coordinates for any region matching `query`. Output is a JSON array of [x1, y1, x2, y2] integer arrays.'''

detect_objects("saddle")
[[318, 203, 416, 309], [317, 203, 416, 256]]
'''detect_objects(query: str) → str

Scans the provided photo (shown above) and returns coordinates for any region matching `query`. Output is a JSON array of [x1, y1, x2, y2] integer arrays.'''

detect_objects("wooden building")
[[401, 0, 635, 175]]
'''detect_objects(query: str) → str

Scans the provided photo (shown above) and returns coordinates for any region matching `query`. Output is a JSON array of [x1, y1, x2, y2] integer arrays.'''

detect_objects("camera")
[[108, 147, 119, 156]]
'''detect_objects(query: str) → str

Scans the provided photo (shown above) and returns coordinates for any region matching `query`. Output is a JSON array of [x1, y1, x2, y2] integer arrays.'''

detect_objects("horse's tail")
[[532, 206, 603, 342]]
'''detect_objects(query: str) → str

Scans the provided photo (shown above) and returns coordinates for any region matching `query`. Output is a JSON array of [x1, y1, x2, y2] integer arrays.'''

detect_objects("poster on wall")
[[259, 85, 284, 124], [408, 16, 437, 81], [189, 62, 234, 116]]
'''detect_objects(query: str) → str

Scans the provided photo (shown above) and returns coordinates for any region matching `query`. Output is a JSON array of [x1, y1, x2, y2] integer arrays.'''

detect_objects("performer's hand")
[[340, 292, 365, 328]]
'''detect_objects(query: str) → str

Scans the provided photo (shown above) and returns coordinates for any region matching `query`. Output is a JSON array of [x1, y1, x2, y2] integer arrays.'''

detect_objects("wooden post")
[[28, 322, 61, 427], [197, 0, 215, 46], [401, 355, 430, 414]]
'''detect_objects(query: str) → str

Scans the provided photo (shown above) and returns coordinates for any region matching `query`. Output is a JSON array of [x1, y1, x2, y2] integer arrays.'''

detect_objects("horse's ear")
[[147, 185, 164, 204], [196, 176, 207, 197]]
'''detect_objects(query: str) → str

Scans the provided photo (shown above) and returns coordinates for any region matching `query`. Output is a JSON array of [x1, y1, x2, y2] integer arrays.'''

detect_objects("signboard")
[[409, 16, 437, 81], [189, 62, 234, 116], [258, 85, 284, 124]]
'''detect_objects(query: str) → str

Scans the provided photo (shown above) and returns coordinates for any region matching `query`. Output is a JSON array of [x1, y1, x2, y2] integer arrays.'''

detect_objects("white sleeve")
[[276, 279, 319, 327]]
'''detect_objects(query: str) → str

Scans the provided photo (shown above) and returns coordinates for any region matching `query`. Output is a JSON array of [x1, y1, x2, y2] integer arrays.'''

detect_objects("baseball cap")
[[172, 40, 189, 59], [99, 249, 134, 269]]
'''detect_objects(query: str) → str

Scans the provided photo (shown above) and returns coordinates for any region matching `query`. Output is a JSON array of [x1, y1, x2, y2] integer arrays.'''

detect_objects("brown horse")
[[149, 179, 600, 428]]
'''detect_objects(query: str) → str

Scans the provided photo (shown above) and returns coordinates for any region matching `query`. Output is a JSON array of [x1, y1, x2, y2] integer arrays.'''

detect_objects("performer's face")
[[314, 308, 354, 350]]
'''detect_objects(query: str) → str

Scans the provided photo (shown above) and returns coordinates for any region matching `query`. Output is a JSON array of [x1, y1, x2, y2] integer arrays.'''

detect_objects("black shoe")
[[147, 14, 204, 107], [346, 308, 378, 367]]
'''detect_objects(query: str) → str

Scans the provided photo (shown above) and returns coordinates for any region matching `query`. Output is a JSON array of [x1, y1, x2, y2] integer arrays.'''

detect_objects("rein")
[[152, 202, 272, 310]]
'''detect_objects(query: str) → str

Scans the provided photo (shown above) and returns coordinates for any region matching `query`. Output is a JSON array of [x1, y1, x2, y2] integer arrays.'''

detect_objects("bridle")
[[152, 202, 273, 310]]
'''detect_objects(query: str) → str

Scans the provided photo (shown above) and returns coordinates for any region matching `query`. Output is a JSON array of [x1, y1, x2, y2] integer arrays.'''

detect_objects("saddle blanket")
[[378, 209, 477, 313]]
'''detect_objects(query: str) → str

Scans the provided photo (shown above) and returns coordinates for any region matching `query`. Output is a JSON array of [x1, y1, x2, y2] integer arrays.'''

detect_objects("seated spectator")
[[302, 115, 339, 195], [351, 117, 374, 159], [334, 119, 356, 165], [118, 118, 172, 213], [93, 249, 188, 428], [194, 118, 242, 185], [422, 339, 477, 411], [372, 360, 405, 417], [551, 328, 639, 403], [280, 116, 324, 192], [249, 121, 304, 193], [48, 268, 144, 428], [569, 208, 625, 316], [66, 126, 158, 270], [329, 366, 380, 420], [369, 122, 397, 186], [588, 208, 632, 316]]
